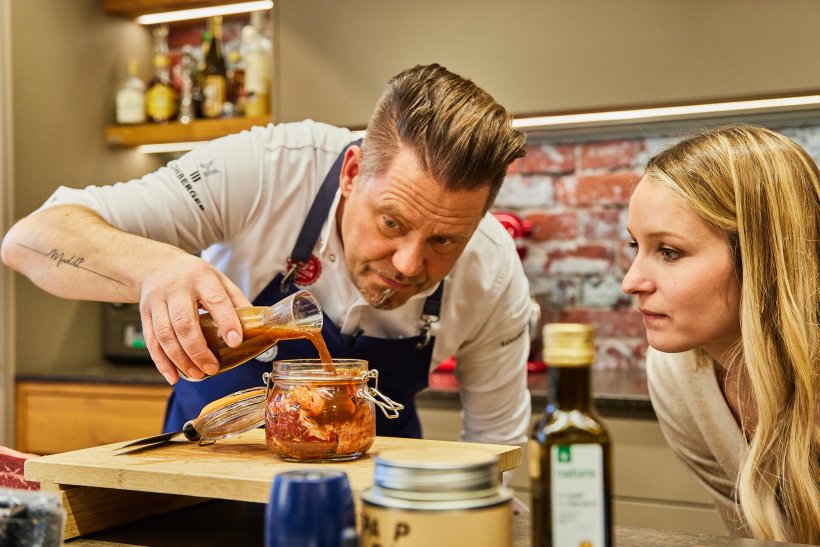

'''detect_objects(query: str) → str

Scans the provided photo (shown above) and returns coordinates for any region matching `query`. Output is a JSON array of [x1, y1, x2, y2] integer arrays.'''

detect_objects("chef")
[[1, 63, 532, 444]]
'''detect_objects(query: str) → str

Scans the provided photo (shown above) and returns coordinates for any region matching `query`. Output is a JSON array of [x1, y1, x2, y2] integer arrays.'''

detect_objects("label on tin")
[[360, 502, 511, 547], [550, 443, 605, 546]]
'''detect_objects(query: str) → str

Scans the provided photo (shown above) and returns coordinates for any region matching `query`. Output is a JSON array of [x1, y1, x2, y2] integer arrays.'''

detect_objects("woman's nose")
[[621, 258, 653, 295]]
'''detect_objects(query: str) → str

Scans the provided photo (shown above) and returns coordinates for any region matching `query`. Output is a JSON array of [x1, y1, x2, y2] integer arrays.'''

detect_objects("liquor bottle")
[[145, 25, 178, 123], [243, 11, 272, 118], [192, 26, 210, 119], [115, 59, 146, 124], [226, 49, 246, 116], [202, 16, 227, 118], [529, 323, 612, 547], [178, 45, 197, 124]]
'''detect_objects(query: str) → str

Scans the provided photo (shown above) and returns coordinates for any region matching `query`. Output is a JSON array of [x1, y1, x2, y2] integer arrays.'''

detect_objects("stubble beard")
[[370, 288, 396, 310]]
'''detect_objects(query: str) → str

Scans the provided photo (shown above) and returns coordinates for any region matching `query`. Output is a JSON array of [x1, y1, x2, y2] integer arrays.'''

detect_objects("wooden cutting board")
[[25, 430, 521, 539]]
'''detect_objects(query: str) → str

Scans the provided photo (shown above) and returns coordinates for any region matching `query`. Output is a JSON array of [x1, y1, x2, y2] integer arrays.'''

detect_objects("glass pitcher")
[[177, 290, 325, 381]]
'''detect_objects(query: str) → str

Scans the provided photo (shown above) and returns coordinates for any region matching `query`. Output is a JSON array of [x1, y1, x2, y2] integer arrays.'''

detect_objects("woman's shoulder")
[[646, 347, 698, 375]]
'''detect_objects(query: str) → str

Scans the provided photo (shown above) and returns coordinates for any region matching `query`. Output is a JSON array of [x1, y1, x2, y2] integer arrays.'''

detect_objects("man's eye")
[[431, 236, 455, 246], [381, 216, 403, 233], [660, 246, 681, 261]]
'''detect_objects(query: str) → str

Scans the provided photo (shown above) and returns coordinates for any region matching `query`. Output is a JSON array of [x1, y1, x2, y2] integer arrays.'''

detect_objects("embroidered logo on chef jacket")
[[285, 255, 322, 287], [200, 160, 219, 178]]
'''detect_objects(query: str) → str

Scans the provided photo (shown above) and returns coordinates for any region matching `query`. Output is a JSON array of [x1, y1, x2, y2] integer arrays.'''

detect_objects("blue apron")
[[164, 142, 442, 438]]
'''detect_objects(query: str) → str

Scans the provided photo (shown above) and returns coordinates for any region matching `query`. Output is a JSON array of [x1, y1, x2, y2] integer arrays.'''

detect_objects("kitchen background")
[[4, 0, 820, 446]]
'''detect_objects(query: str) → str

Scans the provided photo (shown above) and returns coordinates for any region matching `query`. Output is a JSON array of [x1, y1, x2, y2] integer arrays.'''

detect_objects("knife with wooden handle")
[[116, 386, 266, 450]]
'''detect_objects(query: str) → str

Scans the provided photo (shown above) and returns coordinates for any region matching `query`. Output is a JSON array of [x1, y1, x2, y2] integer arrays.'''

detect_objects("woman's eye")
[[627, 240, 638, 253], [660, 246, 681, 261]]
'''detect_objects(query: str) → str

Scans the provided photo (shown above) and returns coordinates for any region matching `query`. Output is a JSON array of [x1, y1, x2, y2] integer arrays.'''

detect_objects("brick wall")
[[495, 125, 820, 370]]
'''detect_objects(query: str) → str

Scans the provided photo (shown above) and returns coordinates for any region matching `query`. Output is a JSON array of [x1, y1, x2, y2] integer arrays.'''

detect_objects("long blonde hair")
[[646, 125, 820, 543]]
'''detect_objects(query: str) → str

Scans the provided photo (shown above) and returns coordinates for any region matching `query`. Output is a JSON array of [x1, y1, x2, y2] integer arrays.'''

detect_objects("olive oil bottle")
[[529, 323, 612, 546]]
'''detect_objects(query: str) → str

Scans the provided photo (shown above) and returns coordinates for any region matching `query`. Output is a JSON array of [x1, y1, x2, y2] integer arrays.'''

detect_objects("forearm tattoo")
[[18, 243, 127, 287]]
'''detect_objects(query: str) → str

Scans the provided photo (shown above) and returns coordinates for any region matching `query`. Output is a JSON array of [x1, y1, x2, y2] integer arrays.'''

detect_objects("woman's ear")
[[339, 145, 362, 197]]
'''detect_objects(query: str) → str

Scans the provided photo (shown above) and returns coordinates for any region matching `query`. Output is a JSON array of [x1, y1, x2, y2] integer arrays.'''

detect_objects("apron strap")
[[281, 139, 362, 292], [292, 139, 362, 263]]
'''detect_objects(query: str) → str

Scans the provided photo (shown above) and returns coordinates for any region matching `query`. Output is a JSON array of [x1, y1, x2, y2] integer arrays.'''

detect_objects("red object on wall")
[[492, 211, 533, 260]]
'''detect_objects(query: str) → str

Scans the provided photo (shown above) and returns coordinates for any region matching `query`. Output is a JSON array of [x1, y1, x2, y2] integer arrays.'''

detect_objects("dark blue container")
[[265, 470, 356, 547]]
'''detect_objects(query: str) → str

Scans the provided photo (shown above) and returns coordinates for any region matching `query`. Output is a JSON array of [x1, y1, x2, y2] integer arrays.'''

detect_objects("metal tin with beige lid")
[[360, 447, 513, 546]]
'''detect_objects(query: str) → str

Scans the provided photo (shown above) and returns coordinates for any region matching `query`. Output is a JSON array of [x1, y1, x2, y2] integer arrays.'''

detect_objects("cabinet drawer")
[[16, 382, 171, 455]]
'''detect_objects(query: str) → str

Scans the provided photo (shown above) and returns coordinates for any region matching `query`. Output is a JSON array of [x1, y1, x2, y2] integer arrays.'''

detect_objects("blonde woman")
[[621, 125, 819, 543]]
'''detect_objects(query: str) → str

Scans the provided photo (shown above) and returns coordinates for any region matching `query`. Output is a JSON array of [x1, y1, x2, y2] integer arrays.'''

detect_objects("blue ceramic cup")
[[265, 470, 356, 547]]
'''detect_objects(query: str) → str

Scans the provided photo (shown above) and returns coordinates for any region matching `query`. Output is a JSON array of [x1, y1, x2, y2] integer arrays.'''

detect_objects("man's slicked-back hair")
[[361, 64, 526, 209]]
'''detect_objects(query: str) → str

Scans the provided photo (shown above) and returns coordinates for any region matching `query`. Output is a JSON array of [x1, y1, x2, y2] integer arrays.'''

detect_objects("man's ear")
[[339, 145, 362, 197]]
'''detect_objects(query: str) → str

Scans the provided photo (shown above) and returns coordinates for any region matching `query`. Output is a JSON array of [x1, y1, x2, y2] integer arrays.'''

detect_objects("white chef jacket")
[[38, 119, 532, 444]]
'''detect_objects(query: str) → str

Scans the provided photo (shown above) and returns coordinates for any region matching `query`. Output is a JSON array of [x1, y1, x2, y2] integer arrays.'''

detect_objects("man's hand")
[[1, 204, 254, 386], [138, 252, 252, 384]]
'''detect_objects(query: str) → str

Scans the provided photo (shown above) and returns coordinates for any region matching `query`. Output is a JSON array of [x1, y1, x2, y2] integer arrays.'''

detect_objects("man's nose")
[[392, 238, 426, 279]]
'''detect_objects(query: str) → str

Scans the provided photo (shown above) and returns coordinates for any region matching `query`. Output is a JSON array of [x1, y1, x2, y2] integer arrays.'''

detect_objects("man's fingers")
[[140, 306, 179, 384], [149, 301, 205, 380], [218, 270, 252, 309], [167, 295, 219, 376], [198, 278, 245, 349]]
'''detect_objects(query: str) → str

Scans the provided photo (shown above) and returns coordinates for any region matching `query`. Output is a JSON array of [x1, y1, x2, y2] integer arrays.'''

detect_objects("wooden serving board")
[[25, 429, 521, 539]]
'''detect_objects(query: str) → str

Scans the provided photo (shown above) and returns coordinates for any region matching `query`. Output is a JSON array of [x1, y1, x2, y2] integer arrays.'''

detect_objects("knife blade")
[[116, 386, 266, 450]]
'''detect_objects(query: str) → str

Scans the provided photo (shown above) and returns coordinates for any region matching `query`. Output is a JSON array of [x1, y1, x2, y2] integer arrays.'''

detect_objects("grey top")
[[647, 348, 750, 537]]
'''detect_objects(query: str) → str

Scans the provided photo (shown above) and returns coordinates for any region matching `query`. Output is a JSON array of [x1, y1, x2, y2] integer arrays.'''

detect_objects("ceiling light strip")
[[135, 1, 273, 25], [512, 95, 820, 130], [138, 94, 820, 153]]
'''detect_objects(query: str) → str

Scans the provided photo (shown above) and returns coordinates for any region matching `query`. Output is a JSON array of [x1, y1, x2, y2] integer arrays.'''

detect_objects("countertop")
[[17, 361, 654, 419], [67, 499, 807, 546]]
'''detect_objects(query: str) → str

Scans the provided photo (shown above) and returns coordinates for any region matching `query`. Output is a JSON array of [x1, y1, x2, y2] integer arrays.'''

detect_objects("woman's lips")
[[639, 307, 667, 320]]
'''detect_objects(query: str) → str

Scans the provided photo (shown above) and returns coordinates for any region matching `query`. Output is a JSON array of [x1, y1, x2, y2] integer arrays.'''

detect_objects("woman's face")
[[621, 175, 741, 360]]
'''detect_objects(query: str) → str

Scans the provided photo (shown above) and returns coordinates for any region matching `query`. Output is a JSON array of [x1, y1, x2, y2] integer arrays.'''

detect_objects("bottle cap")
[[543, 323, 596, 366], [265, 470, 355, 547]]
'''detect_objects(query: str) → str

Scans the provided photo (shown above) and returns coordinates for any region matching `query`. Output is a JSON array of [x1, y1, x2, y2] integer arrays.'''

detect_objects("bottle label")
[[203, 76, 226, 118], [116, 90, 146, 124], [550, 444, 605, 546], [146, 85, 176, 122]]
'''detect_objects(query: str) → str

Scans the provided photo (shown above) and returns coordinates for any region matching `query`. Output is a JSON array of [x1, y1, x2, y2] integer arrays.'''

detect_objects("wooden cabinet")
[[15, 382, 171, 455]]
